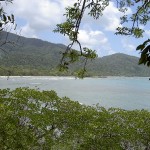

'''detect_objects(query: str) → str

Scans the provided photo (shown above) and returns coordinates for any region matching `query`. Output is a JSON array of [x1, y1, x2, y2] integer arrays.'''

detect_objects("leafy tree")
[[0, 0, 15, 32], [1, 88, 150, 149], [54, 0, 150, 77]]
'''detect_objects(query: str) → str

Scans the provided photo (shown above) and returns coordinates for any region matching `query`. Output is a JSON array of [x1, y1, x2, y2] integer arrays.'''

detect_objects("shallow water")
[[0, 76, 150, 110]]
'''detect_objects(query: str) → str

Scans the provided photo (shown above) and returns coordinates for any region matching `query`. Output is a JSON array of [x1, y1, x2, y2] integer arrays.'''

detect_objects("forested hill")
[[0, 31, 150, 76], [87, 53, 150, 76]]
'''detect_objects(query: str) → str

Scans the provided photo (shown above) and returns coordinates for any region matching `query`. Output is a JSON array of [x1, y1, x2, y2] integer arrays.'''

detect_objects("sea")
[[0, 76, 150, 110]]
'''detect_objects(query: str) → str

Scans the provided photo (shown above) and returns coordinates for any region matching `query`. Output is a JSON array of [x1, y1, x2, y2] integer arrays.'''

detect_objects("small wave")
[[0, 76, 75, 80], [21, 76, 75, 80], [29, 83, 42, 85]]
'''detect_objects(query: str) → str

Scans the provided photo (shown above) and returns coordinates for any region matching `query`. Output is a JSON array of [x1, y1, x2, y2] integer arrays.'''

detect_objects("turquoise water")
[[0, 76, 150, 110]]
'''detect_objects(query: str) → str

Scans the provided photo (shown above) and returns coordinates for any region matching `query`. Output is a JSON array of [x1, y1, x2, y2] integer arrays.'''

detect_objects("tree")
[[54, 0, 150, 77], [0, 0, 16, 53], [0, 0, 17, 75], [0, 0, 15, 32], [1, 88, 150, 149]]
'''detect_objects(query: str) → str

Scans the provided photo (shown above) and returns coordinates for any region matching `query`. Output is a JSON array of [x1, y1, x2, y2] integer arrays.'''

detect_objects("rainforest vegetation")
[[1, 88, 150, 150]]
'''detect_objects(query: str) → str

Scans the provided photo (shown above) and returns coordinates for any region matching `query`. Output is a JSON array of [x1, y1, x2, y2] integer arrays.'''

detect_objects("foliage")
[[115, 0, 150, 67], [55, 0, 150, 76], [136, 39, 150, 66], [0, 88, 150, 149], [0, 0, 15, 32], [53, 0, 103, 77], [115, 0, 150, 38], [0, 0, 15, 52]]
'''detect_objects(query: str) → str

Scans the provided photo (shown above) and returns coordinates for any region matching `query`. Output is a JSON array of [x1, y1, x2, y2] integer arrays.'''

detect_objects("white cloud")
[[121, 38, 136, 52], [4, 0, 133, 39], [5, 0, 76, 37], [78, 29, 108, 48], [101, 2, 123, 31], [20, 24, 37, 38], [145, 30, 150, 37], [13, 0, 62, 29]]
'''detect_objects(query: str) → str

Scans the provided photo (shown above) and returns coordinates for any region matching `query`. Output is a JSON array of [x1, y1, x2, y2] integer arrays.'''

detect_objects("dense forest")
[[1, 88, 150, 149], [1, 32, 150, 77]]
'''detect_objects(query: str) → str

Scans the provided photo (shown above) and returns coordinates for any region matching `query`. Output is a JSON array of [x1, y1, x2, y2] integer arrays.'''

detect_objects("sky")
[[3, 0, 150, 57]]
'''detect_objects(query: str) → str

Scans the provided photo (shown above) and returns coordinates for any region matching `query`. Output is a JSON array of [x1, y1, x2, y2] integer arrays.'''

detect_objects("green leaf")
[[3, 14, 7, 22], [136, 44, 145, 50], [147, 61, 150, 67], [139, 54, 147, 65]]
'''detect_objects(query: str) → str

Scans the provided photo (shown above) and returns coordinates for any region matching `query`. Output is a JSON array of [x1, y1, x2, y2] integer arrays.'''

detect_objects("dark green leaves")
[[116, 27, 144, 38], [116, 0, 150, 38], [136, 39, 150, 66], [82, 47, 97, 59], [3, 14, 7, 22]]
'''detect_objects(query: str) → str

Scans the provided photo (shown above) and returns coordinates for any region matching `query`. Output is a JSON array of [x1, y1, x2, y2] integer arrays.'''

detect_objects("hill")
[[0, 31, 150, 76], [0, 31, 67, 75], [87, 53, 150, 76]]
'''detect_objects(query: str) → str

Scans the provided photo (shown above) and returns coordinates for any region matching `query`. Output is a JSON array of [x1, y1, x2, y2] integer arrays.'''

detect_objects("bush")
[[0, 88, 150, 149]]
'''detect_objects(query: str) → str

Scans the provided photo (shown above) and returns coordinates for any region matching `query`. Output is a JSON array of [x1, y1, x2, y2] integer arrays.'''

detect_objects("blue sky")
[[4, 0, 150, 57]]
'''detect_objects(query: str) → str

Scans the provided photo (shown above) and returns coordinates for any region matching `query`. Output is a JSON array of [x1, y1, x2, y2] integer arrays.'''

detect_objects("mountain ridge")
[[0, 31, 150, 76]]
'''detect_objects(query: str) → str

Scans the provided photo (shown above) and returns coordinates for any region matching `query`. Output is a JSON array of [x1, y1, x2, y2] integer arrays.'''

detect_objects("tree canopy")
[[54, 0, 150, 77], [1, 88, 150, 149]]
